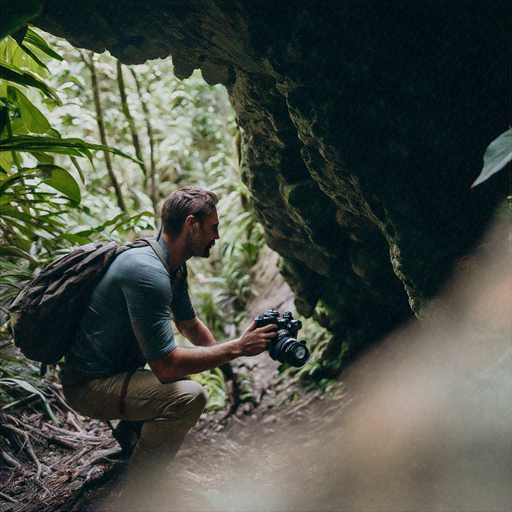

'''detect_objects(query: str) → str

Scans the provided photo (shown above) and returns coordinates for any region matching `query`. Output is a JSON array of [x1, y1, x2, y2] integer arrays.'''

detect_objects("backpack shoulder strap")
[[144, 239, 172, 276], [128, 238, 183, 285]]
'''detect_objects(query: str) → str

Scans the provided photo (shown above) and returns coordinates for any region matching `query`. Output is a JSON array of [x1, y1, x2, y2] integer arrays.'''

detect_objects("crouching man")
[[61, 187, 276, 478]]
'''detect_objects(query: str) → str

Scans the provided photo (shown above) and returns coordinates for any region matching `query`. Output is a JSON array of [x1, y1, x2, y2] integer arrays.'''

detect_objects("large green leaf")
[[6, 27, 64, 72], [17, 42, 48, 71], [472, 129, 512, 188], [14, 88, 58, 135], [0, 164, 80, 203], [39, 165, 81, 203], [0, 134, 95, 164], [0, 148, 13, 171], [23, 27, 64, 62], [0, 134, 144, 166], [0, 61, 61, 104], [0, 36, 47, 84], [14, 27, 63, 71]]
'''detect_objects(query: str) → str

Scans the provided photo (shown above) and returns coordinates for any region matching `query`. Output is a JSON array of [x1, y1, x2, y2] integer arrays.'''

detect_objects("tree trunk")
[[116, 60, 147, 183], [130, 68, 157, 213], [84, 51, 126, 212]]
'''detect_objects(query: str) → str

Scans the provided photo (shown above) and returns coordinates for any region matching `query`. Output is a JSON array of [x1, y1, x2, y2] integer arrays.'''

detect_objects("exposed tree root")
[[1, 379, 122, 512]]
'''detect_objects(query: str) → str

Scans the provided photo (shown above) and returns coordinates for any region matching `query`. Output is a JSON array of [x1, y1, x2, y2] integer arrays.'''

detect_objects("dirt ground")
[[69, 356, 346, 512], [0, 347, 346, 512]]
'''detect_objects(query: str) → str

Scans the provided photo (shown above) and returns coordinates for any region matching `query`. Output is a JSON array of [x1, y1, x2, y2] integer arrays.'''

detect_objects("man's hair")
[[161, 187, 219, 236]]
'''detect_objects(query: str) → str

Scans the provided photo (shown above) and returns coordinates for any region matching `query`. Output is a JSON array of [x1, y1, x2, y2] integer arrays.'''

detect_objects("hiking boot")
[[112, 420, 144, 458]]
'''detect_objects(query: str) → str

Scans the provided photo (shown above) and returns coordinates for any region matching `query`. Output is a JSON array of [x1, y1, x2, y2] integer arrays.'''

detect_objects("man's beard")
[[190, 234, 215, 258], [202, 240, 215, 258]]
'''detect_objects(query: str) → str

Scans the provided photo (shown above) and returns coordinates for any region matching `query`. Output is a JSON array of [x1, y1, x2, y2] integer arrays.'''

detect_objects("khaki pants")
[[62, 370, 207, 476]]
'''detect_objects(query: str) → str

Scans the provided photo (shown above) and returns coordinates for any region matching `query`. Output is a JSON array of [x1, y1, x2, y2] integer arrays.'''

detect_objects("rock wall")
[[30, 1, 510, 373]]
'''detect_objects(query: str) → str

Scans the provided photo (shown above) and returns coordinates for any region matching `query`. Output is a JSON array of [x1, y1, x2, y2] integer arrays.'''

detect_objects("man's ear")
[[184, 215, 198, 230]]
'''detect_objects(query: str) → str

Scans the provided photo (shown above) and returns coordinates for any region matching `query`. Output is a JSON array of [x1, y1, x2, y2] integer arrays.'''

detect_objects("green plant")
[[471, 128, 511, 188], [189, 367, 228, 411], [0, 377, 59, 423]]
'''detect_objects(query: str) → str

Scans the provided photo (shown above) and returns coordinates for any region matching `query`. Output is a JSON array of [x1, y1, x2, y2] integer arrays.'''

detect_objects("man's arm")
[[175, 317, 216, 347], [149, 321, 276, 383]]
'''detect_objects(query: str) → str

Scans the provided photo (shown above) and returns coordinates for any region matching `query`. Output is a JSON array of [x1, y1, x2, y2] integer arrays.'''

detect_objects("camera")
[[254, 310, 310, 367]]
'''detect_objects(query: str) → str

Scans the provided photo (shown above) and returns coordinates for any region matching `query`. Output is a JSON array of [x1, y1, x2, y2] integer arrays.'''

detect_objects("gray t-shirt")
[[63, 237, 195, 384]]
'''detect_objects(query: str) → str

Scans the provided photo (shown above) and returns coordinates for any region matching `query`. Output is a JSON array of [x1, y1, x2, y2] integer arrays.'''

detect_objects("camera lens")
[[294, 344, 307, 361], [284, 339, 310, 367], [270, 334, 310, 367]]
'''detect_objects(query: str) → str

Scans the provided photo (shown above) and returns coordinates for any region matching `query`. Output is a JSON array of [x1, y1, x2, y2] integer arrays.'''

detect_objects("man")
[[61, 187, 277, 476]]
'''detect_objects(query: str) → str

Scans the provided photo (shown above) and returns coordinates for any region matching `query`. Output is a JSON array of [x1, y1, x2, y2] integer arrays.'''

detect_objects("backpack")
[[8, 238, 169, 364]]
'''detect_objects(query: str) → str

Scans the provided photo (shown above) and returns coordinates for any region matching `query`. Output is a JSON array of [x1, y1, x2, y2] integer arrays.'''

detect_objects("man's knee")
[[185, 380, 208, 416], [163, 380, 207, 421]]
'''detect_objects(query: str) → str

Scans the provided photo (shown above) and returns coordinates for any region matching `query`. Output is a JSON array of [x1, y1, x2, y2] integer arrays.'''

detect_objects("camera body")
[[254, 309, 310, 367]]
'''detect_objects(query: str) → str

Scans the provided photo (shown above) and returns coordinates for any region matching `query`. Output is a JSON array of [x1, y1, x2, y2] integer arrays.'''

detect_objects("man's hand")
[[235, 320, 277, 356]]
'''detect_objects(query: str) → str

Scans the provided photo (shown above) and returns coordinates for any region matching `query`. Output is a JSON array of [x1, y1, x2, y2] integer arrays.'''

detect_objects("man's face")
[[188, 209, 220, 258]]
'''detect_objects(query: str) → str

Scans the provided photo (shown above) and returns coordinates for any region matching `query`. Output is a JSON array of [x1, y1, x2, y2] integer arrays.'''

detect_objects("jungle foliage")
[[0, 29, 149, 319]]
